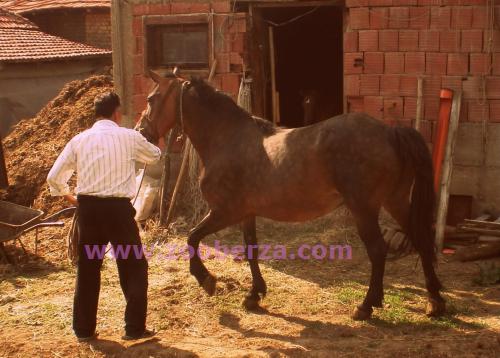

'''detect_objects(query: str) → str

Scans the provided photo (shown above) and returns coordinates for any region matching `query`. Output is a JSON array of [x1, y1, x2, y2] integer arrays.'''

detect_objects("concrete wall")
[[0, 58, 111, 135]]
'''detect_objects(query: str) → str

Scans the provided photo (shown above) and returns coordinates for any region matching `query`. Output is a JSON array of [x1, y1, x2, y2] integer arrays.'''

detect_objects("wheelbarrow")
[[0, 200, 76, 264]]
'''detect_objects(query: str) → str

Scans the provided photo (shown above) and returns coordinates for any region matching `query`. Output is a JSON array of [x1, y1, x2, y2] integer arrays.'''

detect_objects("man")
[[47, 92, 162, 341]]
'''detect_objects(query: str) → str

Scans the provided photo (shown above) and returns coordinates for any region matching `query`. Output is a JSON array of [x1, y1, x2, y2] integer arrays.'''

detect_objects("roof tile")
[[0, 0, 110, 13]]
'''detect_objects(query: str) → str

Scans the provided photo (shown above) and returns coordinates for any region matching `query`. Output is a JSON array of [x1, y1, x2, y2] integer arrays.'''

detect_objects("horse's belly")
[[258, 192, 343, 222]]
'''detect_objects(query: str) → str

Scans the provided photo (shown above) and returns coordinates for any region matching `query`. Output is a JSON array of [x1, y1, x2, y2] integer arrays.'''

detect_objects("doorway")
[[251, 5, 344, 127]]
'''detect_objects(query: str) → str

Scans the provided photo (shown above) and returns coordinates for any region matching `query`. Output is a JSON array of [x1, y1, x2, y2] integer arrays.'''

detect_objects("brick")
[[359, 30, 379, 51], [399, 30, 419, 51], [364, 96, 384, 119], [419, 30, 440, 51], [370, 8, 389, 29], [132, 4, 148, 16], [135, 36, 144, 55], [148, 3, 171, 15], [211, 1, 231, 13], [132, 17, 143, 36], [459, 100, 469, 122], [400, 76, 418, 96], [462, 30, 483, 52], [468, 101, 489, 122], [431, 7, 451, 29], [423, 76, 442, 97], [493, 53, 500, 75], [369, 0, 393, 5], [404, 96, 417, 119], [347, 96, 364, 113], [405, 52, 425, 73], [133, 75, 144, 94], [133, 94, 147, 114], [221, 73, 240, 96], [216, 53, 230, 73], [364, 52, 384, 73], [380, 75, 401, 95], [345, 53, 364, 74], [447, 53, 468, 76], [472, 7, 488, 29], [394, 0, 417, 4], [389, 7, 410, 29], [231, 33, 245, 53], [171, 2, 191, 14], [485, 30, 500, 52], [418, 0, 440, 5], [486, 77, 500, 99], [439, 30, 461, 52], [346, 0, 369, 7], [418, 119, 433, 143], [409, 7, 430, 29], [229, 52, 243, 65], [424, 97, 440, 120], [190, 3, 211, 12], [133, 54, 144, 75], [345, 75, 360, 96], [350, 8, 370, 29], [451, 7, 473, 29], [384, 97, 404, 120], [462, 77, 483, 99], [379, 30, 399, 51], [360, 75, 380, 95], [442, 76, 463, 92], [425, 52, 448, 75], [470, 53, 491, 75], [490, 100, 500, 122], [385, 52, 405, 73], [344, 31, 358, 52]]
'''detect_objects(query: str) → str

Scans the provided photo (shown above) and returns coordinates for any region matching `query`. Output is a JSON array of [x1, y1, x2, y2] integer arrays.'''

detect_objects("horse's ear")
[[149, 70, 162, 83]]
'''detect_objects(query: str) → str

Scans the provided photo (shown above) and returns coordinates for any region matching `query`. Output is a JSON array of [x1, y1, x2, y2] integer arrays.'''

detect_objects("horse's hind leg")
[[241, 217, 267, 310], [384, 197, 445, 317], [188, 210, 241, 296], [349, 204, 387, 320]]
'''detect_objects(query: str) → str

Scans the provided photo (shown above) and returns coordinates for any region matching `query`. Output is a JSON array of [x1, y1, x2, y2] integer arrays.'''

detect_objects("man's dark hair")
[[94, 91, 120, 118]]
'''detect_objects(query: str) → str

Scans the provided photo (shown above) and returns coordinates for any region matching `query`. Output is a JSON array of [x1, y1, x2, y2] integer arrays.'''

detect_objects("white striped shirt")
[[47, 119, 161, 199]]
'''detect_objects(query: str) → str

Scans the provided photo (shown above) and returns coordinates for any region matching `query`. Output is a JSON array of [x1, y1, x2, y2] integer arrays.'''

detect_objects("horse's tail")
[[389, 126, 436, 262]]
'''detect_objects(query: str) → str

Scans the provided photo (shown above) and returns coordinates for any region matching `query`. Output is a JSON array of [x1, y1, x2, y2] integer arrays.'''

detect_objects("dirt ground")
[[0, 211, 499, 358]]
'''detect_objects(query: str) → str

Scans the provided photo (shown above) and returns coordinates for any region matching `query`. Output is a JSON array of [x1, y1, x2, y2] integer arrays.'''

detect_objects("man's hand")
[[64, 194, 78, 207]]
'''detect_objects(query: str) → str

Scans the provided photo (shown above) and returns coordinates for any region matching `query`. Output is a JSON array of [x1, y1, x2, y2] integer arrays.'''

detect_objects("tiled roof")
[[0, 0, 110, 13], [0, 8, 111, 62]]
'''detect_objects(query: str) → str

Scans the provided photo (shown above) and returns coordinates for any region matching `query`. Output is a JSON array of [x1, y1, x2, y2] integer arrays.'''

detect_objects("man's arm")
[[133, 131, 162, 164], [47, 139, 76, 198]]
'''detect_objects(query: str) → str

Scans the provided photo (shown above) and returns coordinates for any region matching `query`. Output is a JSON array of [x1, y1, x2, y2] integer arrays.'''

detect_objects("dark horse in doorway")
[[138, 70, 446, 320]]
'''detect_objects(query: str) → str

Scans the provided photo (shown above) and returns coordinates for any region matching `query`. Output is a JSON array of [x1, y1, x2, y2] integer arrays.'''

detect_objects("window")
[[147, 23, 209, 69]]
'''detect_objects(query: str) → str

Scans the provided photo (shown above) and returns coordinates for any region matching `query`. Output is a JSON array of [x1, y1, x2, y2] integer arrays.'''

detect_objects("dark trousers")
[[73, 195, 148, 337]]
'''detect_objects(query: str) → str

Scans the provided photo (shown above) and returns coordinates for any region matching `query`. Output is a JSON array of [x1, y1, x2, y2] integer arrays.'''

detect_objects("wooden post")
[[0, 134, 8, 189], [415, 78, 423, 131], [435, 91, 462, 252], [268, 26, 279, 125]]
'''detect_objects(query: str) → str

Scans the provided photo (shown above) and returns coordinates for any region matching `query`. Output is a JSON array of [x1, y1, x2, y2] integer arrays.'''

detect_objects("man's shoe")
[[77, 332, 99, 342], [122, 328, 156, 341]]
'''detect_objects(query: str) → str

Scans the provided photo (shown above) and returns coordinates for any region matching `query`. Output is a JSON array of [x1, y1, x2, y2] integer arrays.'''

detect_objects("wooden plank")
[[0, 135, 8, 189], [415, 77, 423, 131], [453, 242, 500, 262], [268, 26, 278, 125], [249, 6, 268, 118], [435, 91, 462, 252], [463, 219, 500, 229], [458, 226, 500, 237]]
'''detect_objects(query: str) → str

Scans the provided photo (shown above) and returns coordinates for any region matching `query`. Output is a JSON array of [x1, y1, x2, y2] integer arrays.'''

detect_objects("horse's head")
[[136, 67, 184, 143]]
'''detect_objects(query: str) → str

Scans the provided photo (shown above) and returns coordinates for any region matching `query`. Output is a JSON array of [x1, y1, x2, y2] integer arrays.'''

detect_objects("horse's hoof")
[[426, 298, 446, 317], [243, 296, 260, 311], [352, 305, 373, 321], [201, 274, 217, 296]]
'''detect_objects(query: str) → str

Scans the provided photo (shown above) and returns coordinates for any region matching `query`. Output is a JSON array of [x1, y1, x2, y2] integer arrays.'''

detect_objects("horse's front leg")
[[241, 217, 267, 310], [188, 209, 240, 296]]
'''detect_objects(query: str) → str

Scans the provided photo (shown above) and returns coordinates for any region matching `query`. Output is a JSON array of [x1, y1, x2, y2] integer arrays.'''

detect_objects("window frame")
[[143, 14, 213, 76]]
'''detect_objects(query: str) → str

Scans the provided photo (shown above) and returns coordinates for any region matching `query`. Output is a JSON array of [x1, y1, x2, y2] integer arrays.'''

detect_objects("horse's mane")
[[189, 77, 276, 136]]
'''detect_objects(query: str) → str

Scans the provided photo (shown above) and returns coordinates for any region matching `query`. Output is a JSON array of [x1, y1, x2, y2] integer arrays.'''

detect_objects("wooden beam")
[[435, 91, 462, 253], [268, 26, 279, 124], [415, 77, 423, 131]]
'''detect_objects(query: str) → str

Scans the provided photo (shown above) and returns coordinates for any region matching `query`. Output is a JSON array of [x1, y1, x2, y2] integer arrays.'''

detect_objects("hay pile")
[[1, 75, 114, 213]]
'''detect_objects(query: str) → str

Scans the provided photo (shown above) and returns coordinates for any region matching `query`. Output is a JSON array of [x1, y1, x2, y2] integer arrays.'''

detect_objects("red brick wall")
[[85, 10, 112, 49], [131, 1, 246, 121], [345, 2, 500, 144]]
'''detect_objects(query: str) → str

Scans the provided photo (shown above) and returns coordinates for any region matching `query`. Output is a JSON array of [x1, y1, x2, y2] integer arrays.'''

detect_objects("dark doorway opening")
[[259, 6, 344, 128]]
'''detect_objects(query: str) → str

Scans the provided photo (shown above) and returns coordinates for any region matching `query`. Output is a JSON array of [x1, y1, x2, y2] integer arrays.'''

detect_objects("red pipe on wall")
[[432, 89, 454, 194]]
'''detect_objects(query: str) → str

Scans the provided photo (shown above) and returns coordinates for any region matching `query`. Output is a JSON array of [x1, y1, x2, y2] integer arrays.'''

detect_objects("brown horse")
[[138, 70, 446, 320]]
